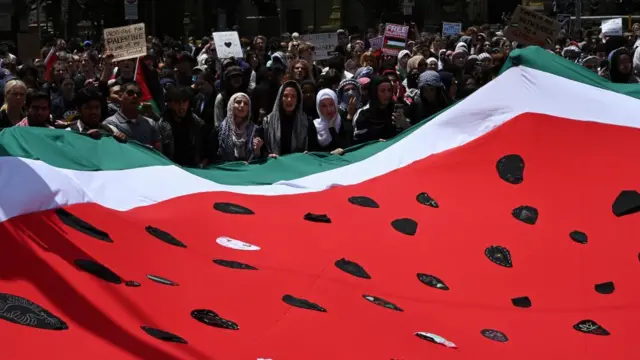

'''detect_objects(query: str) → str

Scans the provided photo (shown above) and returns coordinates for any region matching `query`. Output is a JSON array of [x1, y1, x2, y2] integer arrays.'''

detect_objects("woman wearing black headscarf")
[[352, 76, 407, 144]]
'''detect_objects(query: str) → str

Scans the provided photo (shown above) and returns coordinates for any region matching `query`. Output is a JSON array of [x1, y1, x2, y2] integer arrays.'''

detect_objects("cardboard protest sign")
[[505, 5, 560, 47], [382, 23, 409, 56], [103, 23, 147, 61], [212, 31, 243, 59], [300, 33, 338, 60], [442, 22, 462, 37], [601, 18, 623, 37], [369, 36, 383, 50]]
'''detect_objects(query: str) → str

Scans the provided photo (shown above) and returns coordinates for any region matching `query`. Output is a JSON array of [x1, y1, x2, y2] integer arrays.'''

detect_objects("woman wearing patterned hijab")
[[217, 92, 261, 162]]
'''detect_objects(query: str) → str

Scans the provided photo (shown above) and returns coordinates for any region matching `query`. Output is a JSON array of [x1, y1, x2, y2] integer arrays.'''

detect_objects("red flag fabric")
[[44, 47, 58, 81]]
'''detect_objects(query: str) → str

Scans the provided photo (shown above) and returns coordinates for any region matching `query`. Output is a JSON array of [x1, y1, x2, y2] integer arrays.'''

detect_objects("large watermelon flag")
[[0, 47, 639, 359]]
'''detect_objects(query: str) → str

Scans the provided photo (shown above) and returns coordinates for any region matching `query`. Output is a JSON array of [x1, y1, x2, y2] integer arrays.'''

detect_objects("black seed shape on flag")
[[213, 259, 258, 270], [595, 282, 615, 294], [146, 274, 179, 286], [145, 226, 187, 248], [485, 246, 513, 268], [191, 309, 239, 330], [570, 230, 588, 244], [511, 296, 532, 308], [362, 295, 403, 312], [496, 154, 524, 184], [282, 295, 327, 312], [612, 190, 640, 217], [573, 320, 610, 336], [0, 293, 68, 330], [125, 280, 141, 287], [481, 329, 509, 343], [391, 218, 418, 236], [416, 192, 439, 208], [56, 208, 112, 242], [74, 259, 122, 284], [141, 326, 188, 344], [304, 213, 332, 223], [213, 202, 255, 215], [417, 273, 450, 290], [335, 258, 371, 279], [512, 206, 538, 225], [348, 196, 380, 208]]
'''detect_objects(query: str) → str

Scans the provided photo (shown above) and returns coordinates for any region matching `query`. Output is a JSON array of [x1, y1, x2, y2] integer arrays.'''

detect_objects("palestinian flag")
[[43, 47, 58, 81], [134, 57, 165, 113], [0, 47, 639, 359]]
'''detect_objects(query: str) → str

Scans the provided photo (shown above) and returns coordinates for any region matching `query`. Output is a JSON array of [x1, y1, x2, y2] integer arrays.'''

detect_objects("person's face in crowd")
[[286, 52, 295, 64], [81, 57, 94, 75], [452, 53, 467, 67], [387, 74, 399, 93], [229, 74, 243, 89], [120, 85, 142, 109], [176, 61, 192, 76], [476, 35, 485, 46], [338, 34, 348, 46], [480, 57, 492, 70], [79, 100, 102, 126], [255, 38, 265, 52], [300, 49, 313, 63], [483, 42, 491, 53], [109, 86, 122, 103], [421, 86, 437, 104], [249, 53, 259, 69], [319, 97, 337, 120], [195, 78, 213, 94], [53, 63, 68, 83], [406, 42, 415, 54], [503, 42, 512, 54], [301, 83, 315, 105], [425, 60, 436, 72], [399, 54, 410, 68], [281, 87, 297, 113], [293, 63, 306, 81], [345, 60, 358, 74], [279, 42, 288, 51], [377, 82, 393, 106], [232, 95, 249, 120], [582, 59, 598, 73], [554, 45, 562, 55], [596, 51, 606, 61], [432, 38, 442, 50], [6, 84, 26, 109], [27, 98, 50, 125], [56, 40, 66, 51], [169, 98, 189, 118], [119, 59, 135, 79], [352, 47, 363, 61], [61, 78, 75, 98], [618, 54, 632, 74], [68, 58, 79, 74]]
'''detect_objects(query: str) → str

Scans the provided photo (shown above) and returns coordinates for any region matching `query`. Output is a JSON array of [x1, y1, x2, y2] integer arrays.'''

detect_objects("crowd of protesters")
[[1, 21, 639, 168]]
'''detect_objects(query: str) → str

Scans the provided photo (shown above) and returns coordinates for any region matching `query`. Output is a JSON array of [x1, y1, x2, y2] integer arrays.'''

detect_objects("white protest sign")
[[212, 31, 243, 59], [300, 33, 338, 60], [601, 18, 623, 37], [442, 22, 462, 37], [103, 23, 146, 61]]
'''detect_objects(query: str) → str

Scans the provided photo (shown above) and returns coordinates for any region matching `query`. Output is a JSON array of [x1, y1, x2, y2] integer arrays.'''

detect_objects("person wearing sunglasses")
[[103, 83, 161, 150]]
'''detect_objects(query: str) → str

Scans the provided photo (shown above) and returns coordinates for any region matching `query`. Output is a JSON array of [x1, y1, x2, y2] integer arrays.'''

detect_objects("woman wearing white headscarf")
[[217, 92, 261, 162], [307, 89, 349, 155]]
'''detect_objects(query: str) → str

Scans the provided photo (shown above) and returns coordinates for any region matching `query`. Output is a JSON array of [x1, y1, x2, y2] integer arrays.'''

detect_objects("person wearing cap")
[[405, 70, 449, 126], [157, 86, 208, 167]]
